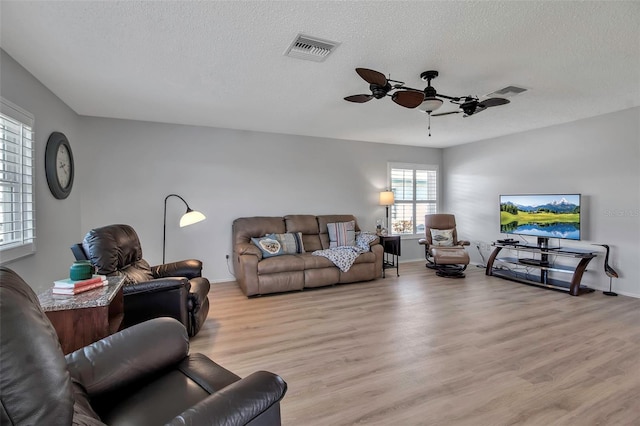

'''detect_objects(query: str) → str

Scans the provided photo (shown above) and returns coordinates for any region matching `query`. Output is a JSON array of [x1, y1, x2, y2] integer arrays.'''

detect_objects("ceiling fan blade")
[[344, 94, 374, 103], [431, 110, 461, 117], [391, 90, 424, 109], [355, 68, 387, 86], [464, 104, 488, 117], [479, 97, 510, 108]]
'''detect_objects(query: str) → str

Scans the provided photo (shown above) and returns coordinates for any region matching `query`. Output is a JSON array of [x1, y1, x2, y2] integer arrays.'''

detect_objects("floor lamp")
[[379, 191, 395, 234], [163, 194, 206, 263]]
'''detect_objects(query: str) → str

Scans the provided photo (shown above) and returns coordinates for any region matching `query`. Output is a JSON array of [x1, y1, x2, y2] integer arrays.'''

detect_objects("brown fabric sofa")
[[233, 215, 383, 296]]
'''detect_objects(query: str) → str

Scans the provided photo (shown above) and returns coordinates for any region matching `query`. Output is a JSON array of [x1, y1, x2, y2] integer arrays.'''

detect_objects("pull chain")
[[428, 112, 432, 137]]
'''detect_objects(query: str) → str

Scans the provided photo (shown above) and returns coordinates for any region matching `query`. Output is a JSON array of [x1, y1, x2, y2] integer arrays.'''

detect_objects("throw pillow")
[[251, 234, 284, 258], [274, 232, 305, 254], [327, 221, 356, 248], [430, 228, 454, 247]]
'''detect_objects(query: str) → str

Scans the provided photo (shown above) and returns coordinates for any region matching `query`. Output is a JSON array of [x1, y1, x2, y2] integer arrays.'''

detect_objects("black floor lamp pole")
[[386, 205, 389, 232], [163, 193, 191, 264]]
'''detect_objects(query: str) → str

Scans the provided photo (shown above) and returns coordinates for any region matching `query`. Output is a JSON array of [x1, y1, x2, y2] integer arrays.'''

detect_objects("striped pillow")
[[274, 232, 305, 254], [327, 221, 356, 248]]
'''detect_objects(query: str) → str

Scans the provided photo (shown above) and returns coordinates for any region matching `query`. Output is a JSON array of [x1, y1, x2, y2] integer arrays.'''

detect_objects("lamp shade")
[[419, 97, 444, 113], [379, 191, 395, 206], [179, 209, 206, 227], [163, 193, 206, 263]]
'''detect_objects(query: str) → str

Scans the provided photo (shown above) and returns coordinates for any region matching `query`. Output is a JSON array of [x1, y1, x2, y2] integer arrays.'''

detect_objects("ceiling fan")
[[344, 68, 511, 135]]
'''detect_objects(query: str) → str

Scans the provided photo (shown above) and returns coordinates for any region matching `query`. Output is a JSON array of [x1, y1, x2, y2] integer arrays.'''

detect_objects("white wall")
[[0, 50, 83, 291], [76, 117, 440, 282], [443, 107, 640, 297]]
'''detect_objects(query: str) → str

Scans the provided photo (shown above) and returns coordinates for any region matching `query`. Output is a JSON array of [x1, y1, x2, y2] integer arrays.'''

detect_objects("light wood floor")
[[190, 262, 640, 426]]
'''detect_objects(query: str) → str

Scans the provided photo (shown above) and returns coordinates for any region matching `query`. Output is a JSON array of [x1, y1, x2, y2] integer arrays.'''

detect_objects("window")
[[1, 98, 35, 262], [388, 163, 438, 236]]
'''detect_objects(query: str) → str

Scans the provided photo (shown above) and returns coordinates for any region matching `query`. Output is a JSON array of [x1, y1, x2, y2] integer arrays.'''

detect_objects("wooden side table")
[[38, 276, 125, 354], [380, 235, 401, 278]]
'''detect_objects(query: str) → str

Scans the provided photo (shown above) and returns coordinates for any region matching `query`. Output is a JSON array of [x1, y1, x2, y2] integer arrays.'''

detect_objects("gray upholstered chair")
[[0, 266, 287, 426]]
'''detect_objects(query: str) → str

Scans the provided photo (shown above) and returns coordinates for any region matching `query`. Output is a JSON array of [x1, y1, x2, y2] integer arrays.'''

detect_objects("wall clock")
[[45, 132, 74, 199]]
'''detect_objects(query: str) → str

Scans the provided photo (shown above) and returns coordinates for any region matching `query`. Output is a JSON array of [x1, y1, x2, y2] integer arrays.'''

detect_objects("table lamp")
[[379, 191, 395, 234]]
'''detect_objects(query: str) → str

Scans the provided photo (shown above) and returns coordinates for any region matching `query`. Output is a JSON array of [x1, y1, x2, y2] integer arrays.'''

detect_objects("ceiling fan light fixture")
[[419, 97, 443, 113]]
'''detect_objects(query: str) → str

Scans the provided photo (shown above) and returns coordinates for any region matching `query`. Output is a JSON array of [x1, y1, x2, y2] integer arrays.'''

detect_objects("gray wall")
[[0, 50, 82, 289], [77, 117, 440, 282], [4, 45, 638, 297], [443, 107, 640, 297], [1, 49, 438, 293]]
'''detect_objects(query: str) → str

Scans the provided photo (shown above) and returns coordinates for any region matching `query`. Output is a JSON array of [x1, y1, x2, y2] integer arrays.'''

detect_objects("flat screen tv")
[[499, 194, 581, 242]]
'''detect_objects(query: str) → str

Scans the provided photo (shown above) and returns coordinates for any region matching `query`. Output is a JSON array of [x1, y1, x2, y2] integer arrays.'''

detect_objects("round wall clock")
[[45, 132, 74, 199]]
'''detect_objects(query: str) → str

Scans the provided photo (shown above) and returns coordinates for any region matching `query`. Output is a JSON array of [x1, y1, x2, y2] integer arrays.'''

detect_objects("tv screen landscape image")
[[500, 194, 581, 241]]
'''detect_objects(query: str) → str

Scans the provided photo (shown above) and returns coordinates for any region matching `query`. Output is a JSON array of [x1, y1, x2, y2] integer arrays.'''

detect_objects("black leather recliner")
[[73, 224, 210, 336], [0, 266, 287, 426]]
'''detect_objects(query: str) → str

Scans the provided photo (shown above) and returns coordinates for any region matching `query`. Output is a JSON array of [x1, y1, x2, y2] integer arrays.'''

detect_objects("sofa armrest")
[[151, 259, 202, 279], [123, 277, 189, 296], [65, 318, 188, 397], [235, 242, 263, 259], [167, 371, 287, 426], [458, 240, 471, 246]]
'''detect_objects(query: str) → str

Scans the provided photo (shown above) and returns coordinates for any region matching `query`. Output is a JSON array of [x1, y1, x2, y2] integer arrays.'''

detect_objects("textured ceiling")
[[1, 1, 639, 148]]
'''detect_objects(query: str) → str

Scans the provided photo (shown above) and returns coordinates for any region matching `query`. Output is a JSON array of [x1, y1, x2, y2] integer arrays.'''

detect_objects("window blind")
[[389, 163, 438, 236], [0, 98, 36, 262]]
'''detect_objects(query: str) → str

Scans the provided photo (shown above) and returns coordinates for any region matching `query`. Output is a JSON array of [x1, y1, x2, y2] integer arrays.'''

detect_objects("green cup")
[[70, 260, 93, 281]]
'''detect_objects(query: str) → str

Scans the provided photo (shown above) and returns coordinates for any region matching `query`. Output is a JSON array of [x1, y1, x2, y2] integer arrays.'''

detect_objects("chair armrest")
[[65, 318, 188, 397], [123, 277, 189, 296], [235, 242, 263, 259], [152, 259, 202, 279], [458, 240, 471, 246], [418, 238, 428, 246], [167, 371, 287, 426]]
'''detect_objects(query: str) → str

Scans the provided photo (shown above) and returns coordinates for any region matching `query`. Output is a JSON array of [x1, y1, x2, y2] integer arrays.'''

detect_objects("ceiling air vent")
[[485, 86, 528, 98], [284, 34, 340, 62]]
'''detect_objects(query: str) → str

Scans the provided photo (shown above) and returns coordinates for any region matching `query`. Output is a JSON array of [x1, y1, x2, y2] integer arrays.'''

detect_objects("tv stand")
[[518, 258, 547, 266], [486, 242, 597, 296]]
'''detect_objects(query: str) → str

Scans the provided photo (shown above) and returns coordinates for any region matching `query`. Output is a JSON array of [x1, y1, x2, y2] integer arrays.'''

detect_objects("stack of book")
[[52, 275, 108, 295]]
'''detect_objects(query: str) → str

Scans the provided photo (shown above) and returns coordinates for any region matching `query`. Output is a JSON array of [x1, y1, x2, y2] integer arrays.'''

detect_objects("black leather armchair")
[[73, 224, 210, 336], [0, 267, 287, 426]]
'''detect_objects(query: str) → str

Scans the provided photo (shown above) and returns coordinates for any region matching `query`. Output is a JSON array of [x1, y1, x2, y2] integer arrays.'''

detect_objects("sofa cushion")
[[327, 221, 356, 248], [251, 234, 284, 258], [295, 252, 335, 269], [257, 255, 305, 274], [284, 215, 319, 234], [284, 215, 321, 252], [233, 217, 286, 246], [274, 232, 305, 254]]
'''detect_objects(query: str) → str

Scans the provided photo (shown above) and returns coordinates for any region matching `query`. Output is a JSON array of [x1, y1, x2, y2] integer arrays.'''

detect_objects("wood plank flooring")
[[190, 262, 640, 425]]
